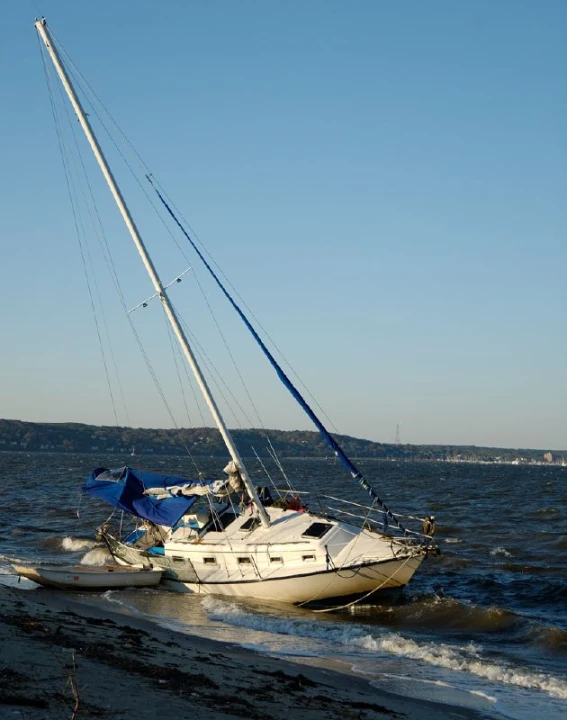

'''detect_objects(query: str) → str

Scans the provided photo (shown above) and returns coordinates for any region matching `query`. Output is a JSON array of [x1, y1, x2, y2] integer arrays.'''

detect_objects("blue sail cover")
[[83, 467, 205, 526]]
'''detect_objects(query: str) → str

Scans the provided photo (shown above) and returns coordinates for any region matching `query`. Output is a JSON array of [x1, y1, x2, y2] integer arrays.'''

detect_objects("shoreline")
[[0, 583, 489, 720]]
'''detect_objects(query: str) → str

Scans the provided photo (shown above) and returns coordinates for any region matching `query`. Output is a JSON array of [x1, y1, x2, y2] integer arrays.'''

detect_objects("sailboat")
[[35, 18, 438, 606]]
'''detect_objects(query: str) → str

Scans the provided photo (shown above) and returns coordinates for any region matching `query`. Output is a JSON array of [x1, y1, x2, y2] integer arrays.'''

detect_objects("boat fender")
[[286, 495, 303, 511], [422, 515, 436, 537]]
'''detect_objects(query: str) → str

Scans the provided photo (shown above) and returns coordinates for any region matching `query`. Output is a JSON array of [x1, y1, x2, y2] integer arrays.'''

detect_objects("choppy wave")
[[61, 536, 96, 552], [497, 562, 562, 576], [373, 633, 567, 699], [202, 597, 567, 700], [388, 597, 519, 632], [552, 536, 567, 550], [80, 547, 112, 565], [490, 546, 512, 557], [527, 625, 567, 652], [346, 594, 521, 634], [0, 555, 16, 574]]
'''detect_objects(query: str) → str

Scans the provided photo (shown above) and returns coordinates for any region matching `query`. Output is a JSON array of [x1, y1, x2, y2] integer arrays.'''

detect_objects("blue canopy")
[[84, 466, 207, 526]]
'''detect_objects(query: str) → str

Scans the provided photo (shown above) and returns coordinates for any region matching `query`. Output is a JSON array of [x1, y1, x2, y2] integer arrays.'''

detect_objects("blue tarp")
[[83, 467, 205, 526]]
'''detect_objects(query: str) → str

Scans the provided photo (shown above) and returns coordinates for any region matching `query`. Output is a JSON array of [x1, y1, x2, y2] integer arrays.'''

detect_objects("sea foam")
[[490, 546, 512, 557], [61, 536, 95, 552], [80, 547, 112, 565], [202, 597, 567, 700]]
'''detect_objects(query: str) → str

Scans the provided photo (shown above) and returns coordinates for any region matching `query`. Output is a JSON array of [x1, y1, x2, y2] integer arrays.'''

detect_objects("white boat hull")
[[13, 564, 163, 590], [161, 553, 425, 604], [102, 506, 429, 605]]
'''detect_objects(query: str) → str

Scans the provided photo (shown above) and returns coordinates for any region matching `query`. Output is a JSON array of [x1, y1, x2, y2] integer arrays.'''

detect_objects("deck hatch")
[[301, 522, 333, 539], [240, 517, 261, 532]]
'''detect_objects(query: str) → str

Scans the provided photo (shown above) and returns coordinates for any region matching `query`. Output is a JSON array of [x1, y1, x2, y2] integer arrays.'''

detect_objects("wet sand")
[[0, 584, 486, 719]]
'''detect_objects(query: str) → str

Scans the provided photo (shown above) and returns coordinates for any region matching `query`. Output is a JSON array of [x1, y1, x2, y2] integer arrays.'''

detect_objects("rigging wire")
[[38, 36, 120, 428], [186, 267, 269, 430], [39, 34, 204, 477], [151, 186, 411, 535], [49, 27, 264, 451], [151, 177, 343, 436], [46, 45, 136, 429], [46, 27, 367, 502], [163, 321, 196, 430], [174, 308, 247, 428], [266, 440, 296, 494], [48, 29, 193, 263], [252, 447, 290, 498], [49, 29, 339, 446]]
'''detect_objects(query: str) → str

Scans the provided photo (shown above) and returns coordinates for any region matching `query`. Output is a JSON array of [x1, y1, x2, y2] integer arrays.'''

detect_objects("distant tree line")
[[0, 419, 563, 465]]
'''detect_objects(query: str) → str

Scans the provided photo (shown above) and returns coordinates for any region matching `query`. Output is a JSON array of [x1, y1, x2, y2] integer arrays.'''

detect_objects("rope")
[[296, 524, 375, 608], [310, 553, 417, 613]]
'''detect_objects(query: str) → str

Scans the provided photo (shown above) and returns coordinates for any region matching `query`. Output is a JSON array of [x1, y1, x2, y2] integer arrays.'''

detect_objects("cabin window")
[[172, 556, 185, 563], [302, 522, 333, 539], [302, 554, 316, 562], [270, 556, 283, 564], [237, 557, 251, 565], [203, 557, 217, 565], [240, 517, 261, 532]]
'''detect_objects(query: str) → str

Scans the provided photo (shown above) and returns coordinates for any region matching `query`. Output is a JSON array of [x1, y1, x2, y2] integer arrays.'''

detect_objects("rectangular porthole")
[[172, 556, 185, 563], [302, 554, 316, 562], [237, 557, 251, 564], [270, 556, 283, 564], [203, 557, 217, 565]]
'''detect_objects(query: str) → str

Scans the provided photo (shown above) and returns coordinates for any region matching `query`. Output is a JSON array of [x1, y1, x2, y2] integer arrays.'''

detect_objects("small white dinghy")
[[13, 563, 163, 590]]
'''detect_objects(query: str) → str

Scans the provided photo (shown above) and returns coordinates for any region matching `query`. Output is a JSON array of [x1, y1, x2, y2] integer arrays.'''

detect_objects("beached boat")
[[34, 18, 438, 607], [13, 563, 163, 590]]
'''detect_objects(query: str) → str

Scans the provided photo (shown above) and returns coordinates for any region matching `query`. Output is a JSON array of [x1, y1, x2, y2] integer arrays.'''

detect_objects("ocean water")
[[1, 451, 566, 719]]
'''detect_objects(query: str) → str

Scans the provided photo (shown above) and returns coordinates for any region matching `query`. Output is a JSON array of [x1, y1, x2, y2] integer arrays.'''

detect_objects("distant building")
[[543, 451, 553, 463]]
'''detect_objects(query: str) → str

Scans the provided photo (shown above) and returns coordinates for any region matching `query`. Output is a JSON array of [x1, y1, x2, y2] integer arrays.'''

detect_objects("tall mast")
[[35, 18, 270, 527]]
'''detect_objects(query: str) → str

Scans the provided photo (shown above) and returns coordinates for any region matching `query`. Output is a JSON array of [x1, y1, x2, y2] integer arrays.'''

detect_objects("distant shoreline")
[[0, 418, 564, 465]]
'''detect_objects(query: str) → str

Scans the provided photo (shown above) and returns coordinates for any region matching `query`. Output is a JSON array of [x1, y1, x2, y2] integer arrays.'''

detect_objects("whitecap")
[[373, 633, 567, 699], [490, 546, 512, 557], [202, 597, 567, 700], [80, 547, 112, 565], [61, 536, 95, 552]]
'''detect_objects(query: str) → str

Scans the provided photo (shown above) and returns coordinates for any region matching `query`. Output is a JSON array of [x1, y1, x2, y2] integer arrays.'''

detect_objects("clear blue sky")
[[1, 1, 565, 450]]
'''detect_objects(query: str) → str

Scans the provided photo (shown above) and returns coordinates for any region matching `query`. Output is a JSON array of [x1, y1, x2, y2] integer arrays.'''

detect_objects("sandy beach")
[[0, 583, 489, 720]]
